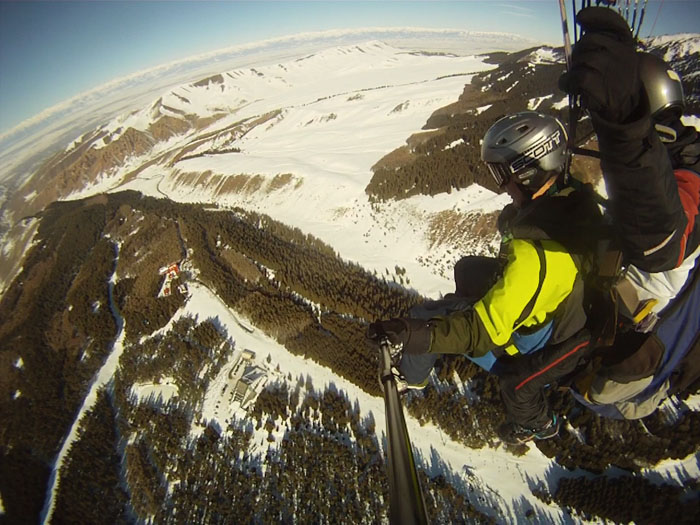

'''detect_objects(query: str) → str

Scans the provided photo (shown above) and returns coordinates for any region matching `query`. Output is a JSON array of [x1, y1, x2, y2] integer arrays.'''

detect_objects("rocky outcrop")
[[148, 116, 192, 142], [62, 128, 155, 187], [7, 127, 157, 218], [193, 74, 225, 87]]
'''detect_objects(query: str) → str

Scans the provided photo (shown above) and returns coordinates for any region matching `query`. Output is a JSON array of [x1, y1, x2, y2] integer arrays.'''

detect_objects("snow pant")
[[453, 255, 501, 299], [498, 328, 593, 429]]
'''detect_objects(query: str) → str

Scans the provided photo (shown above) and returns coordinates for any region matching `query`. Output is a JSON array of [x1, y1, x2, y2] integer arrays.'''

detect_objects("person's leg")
[[408, 296, 472, 319], [453, 255, 500, 299], [499, 329, 592, 434], [398, 352, 439, 385]]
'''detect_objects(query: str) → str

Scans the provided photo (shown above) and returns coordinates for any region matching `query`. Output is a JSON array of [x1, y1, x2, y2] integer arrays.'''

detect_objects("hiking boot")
[[497, 414, 560, 445]]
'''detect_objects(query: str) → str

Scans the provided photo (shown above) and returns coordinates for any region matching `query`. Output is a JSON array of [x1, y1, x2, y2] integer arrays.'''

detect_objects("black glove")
[[367, 318, 432, 355], [558, 7, 643, 124]]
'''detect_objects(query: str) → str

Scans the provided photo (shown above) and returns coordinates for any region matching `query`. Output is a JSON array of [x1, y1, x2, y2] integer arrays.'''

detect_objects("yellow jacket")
[[427, 186, 598, 358]]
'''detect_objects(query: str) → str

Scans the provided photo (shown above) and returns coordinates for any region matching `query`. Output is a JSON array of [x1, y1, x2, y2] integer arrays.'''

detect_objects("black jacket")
[[594, 112, 698, 272]]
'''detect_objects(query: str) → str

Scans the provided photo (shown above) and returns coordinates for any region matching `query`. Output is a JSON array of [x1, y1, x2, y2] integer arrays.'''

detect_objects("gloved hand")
[[367, 318, 432, 355], [558, 7, 643, 124]]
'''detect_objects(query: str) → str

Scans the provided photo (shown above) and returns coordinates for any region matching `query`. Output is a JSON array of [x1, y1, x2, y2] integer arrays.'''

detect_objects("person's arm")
[[596, 113, 688, 272], [557, 6, 688, 272], [368, 240, 578, 358], [431, 239, 554, 357]]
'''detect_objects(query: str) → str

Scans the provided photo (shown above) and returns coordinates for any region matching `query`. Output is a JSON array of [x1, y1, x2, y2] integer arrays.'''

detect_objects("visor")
[[486, 162, 511, 187]]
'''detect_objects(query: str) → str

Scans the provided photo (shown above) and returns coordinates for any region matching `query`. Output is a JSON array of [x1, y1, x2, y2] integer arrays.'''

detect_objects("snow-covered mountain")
[[0, 28, 537, 195], [647, 33, 700, 110], [1, 31, 700, 525], [1, 38, 513, 298], [5, 33, 698, 297]]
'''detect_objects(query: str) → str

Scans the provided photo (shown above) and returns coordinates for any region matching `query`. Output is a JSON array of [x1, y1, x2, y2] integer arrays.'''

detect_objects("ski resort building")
[[226, 349, 268, 410], [158, 261, 182, 298], [234, 366, 268, 409]]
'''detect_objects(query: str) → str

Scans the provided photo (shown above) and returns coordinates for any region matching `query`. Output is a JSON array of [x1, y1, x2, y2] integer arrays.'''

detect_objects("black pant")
[[499, 329, 592, 429]]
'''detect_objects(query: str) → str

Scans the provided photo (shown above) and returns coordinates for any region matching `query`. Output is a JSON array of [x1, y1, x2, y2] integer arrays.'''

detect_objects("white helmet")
[[481, 111, 568, 191]]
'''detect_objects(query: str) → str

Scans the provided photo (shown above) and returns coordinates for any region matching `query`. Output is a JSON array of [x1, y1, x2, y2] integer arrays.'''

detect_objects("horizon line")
[[0, 26, 541, 141]]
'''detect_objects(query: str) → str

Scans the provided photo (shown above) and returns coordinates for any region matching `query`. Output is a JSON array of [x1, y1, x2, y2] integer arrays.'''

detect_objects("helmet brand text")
[[510, 130, 562, 173]]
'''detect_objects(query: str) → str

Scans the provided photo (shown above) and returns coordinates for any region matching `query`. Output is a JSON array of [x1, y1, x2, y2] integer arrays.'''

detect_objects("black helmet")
[[639, 52, 685, 122], [481, 111, 568, 191]]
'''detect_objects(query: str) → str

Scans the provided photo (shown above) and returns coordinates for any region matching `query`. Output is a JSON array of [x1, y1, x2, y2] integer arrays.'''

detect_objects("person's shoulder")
[[497, 203, 519, 234]]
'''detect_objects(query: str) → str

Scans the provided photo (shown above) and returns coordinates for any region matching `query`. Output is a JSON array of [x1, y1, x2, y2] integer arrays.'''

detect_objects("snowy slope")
[[647, 33, 700, 63], [0, 28, 535, 184]]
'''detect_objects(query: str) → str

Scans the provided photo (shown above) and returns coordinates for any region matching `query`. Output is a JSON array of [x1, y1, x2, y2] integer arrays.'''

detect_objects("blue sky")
[[1, 0, 698, 135]]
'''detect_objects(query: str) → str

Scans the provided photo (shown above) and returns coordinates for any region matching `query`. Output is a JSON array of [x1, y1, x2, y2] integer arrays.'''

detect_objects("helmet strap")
[[531, 175, 559, 200]]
